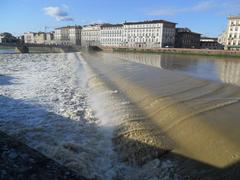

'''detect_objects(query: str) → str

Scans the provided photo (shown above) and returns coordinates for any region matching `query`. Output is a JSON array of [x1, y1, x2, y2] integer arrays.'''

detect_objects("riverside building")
[[0, 32, 17, 44], [175, 28, 201, 48], [100, 24, 124, 47], [24, 32, 36, 44], [219, 16, 240, 50], [34, 32, 46, 44], [81, 24, 102, 47], [218, 31, 227, 47], [54, 26, 81, 45], [45, 32, 54, 45], [226, 16, 240, 50], [123, 20, 176, 48], [200, 37, 224, 50]]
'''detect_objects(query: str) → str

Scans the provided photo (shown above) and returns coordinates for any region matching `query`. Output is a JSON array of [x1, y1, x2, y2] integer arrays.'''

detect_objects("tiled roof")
[[101, 24, 123, 28], [124, 20, 177, 25], [55, 26, 82, 30]]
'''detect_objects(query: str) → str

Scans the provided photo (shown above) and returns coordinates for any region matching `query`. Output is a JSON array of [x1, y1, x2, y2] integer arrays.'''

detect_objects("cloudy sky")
[[1, 0, 240, 36]]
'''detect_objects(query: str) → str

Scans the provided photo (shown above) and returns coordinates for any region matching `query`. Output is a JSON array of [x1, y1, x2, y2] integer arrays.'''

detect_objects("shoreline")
[[99, 46, 240, 58]]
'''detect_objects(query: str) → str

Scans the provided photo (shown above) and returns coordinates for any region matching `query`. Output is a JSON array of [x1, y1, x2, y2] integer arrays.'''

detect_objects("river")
[[0, 48, 16, 54], [82, 51, 240, 179], [0, 51, 240, 179]]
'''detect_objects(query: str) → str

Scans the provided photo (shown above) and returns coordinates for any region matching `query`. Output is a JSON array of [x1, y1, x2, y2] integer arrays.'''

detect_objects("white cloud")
[[43, 6, 74, 21], [148, 1, 215, 16]]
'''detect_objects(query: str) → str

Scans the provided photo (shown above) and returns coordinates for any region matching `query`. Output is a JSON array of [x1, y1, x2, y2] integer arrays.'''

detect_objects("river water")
[[0, 48, 16, 54], [82, 51, 240, 179], [110, 52, 240, 86], [0, 51, 240, 179]]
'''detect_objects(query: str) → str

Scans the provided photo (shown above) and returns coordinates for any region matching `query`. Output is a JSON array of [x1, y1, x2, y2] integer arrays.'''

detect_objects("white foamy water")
[[0, 52, 182, 180], [0, 53, 123, 179]]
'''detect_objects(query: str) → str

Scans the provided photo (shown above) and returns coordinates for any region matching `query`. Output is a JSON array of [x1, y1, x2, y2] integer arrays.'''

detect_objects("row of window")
[[228, 41, 240, 45], [101, 39, 122, 43], [229, 34, 240, 38], [128, 33, 160, 37], [125, 24, 163, 28], [101, 31, 123, 34], [230, 27, 240, 31]]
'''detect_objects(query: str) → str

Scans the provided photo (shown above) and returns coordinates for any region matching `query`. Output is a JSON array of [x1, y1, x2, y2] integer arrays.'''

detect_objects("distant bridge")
[[0, 43, 81, 53]]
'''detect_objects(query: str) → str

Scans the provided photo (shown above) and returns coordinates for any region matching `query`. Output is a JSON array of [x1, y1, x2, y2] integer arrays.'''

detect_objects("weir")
[[82, 51, 240, 179], [0, 43, 81, 53]]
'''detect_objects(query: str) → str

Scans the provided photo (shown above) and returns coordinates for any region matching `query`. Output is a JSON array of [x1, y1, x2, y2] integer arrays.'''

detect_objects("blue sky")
[[1, 0, 240, 37]]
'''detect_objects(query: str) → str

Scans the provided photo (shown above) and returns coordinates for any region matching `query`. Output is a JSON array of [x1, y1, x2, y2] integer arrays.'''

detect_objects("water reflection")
[[216, 61, 240, 87], [0, 48, 16, 54], [111, 52, 240, 86]]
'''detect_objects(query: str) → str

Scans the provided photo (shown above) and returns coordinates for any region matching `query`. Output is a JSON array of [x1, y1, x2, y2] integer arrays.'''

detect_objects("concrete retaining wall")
[[28, 46, 81, 53], [99, 46, 240, 57]]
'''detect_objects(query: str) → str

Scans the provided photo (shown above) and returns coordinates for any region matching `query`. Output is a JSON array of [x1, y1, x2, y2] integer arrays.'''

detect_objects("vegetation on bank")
[[112, 48, 240, 58]]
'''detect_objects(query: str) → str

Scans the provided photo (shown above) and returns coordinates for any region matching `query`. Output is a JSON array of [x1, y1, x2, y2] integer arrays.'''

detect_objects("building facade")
[[34, 32, 46, 44], [81, 24, 102, 47], [200, 37, 224, 50], [24, 32, 36, 44], [175, 28, 200, 48], [100, 24, 124, 47], [0, 32, 17, 44], [123, 20, 176, 48], [218, 31, 227, 47], [225, 16, 240, 50], [44, 32, 54, 44], [54, 26, 81, 45]]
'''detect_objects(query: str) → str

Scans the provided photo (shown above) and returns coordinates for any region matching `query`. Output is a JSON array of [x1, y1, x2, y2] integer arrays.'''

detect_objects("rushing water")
[[82, 51, 240, 179], [1, 51, 240, 179]]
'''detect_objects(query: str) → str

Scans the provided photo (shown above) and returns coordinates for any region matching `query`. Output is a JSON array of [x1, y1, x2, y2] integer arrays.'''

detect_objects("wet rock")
[[142, 159, 160, 169], [8, 151, 18, 159]]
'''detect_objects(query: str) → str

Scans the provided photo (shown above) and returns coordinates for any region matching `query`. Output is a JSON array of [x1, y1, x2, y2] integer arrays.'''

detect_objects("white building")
[[81, 24, 102, 47], [218, 31, 227, 47], [221, 16, 240, 50], [24, 32, 36, 44], [54, 26, 81, 45], [100, 24, 124, 47], [123, 20, 176, 48], [34, 32, 47, 44], [45, 32, 54, 44]]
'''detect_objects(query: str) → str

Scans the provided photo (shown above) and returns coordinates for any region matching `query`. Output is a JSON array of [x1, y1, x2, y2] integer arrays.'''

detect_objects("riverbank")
[[100, 46, 240, 58]]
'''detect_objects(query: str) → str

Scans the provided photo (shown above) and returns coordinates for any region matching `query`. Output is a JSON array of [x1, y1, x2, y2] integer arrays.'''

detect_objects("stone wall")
[[101, 47, 240, 57]]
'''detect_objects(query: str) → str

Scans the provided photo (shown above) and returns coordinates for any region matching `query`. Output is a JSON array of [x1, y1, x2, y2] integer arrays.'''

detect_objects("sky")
[[0, 0, 240, 37]]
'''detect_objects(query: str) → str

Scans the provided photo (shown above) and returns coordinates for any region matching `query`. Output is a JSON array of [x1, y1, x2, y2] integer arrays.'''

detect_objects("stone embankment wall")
[[27, 46, 81, 53], [0, 44, 81, 53], [99, 46, 240, 57]]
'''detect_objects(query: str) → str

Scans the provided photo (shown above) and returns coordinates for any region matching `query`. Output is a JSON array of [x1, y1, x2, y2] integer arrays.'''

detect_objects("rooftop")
[[124, 20, 177, 25], [55, 26, 82, 30], [228, 16, 240, 19], [176, 28, 201, 35], [101, 24, 123, 28]]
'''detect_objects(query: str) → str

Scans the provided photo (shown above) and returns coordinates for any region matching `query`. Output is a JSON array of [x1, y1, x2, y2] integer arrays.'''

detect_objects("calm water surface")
[[0, 48, 16, 54], [111, 52, 240, 86]]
